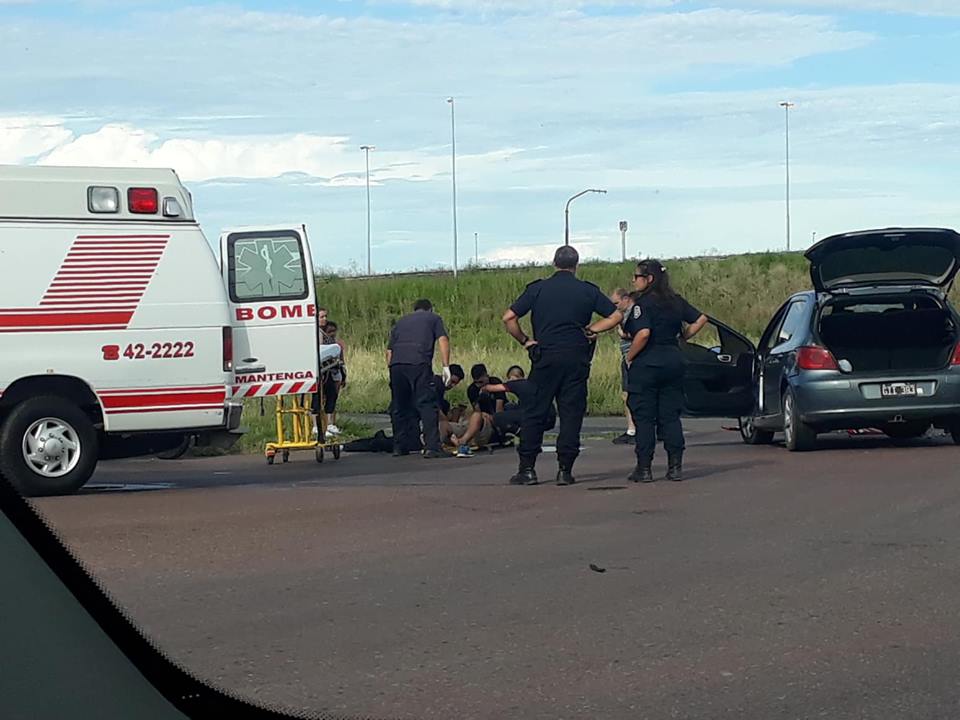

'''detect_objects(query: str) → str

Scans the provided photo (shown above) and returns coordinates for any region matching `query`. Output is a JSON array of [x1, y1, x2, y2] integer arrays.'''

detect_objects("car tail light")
[[128, 187, 159, 214], [222, 327, 234, 372], [797, 346, 839, 371], [951, 342, 960, 366]]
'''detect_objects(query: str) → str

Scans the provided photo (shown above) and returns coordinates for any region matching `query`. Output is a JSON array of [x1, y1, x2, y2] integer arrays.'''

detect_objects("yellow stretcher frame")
[[264, 392, 344, 465]]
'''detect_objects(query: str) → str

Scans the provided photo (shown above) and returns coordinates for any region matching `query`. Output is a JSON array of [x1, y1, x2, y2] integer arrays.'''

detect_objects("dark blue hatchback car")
[[676, 227, 960, 451]]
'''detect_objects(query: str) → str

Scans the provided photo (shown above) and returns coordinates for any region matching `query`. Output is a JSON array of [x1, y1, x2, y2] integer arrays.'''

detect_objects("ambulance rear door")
[[219, 225, 319, 400]]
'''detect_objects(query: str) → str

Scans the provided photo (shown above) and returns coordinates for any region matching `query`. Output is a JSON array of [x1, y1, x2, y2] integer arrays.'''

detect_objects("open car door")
[[680, 317, 755, 418], [220, 225, 319, 400]]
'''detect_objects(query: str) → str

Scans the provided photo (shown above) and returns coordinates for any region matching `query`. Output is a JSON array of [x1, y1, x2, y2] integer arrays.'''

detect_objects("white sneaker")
[[326, 424, 340, 437]]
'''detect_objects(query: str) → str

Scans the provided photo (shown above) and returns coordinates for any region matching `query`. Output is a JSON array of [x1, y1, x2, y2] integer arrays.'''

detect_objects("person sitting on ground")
[[434, 363, 465, 418], [485, 371, 556, 439], [441, 405, 499, 458], [467, 364, 506, 415]]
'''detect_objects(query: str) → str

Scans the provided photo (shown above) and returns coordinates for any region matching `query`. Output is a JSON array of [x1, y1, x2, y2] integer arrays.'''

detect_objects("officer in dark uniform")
[[387, 298, 454, 459], [622, 259, 708, 482], [502, 245, 623, 486]]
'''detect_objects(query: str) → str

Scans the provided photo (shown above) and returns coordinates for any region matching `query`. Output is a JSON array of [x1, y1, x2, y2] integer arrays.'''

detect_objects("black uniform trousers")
[[389, 364, 441, 453], [518, 353, 590, 470], [627, 361, 686, 466]]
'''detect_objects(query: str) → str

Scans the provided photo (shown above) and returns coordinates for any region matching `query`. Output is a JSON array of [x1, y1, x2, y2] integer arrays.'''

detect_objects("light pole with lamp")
[[360, 144, 375, 275], [779, 100, 795, 252], [564, 188, 607, 246], [447, 97, 459, 277]]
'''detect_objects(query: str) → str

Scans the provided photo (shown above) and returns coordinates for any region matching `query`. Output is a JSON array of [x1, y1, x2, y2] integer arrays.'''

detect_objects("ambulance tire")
[[0, 396, 99, 497]]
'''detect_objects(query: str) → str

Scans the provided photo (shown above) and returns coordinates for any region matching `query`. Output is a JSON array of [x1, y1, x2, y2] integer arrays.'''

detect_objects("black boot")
[[666, 453, 683, 481], [628, 464, 654, 483], [556, 469, 575, 486], [510, 460, 539, 485]]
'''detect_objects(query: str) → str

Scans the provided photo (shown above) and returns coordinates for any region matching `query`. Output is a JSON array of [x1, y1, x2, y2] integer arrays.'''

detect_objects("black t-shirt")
[[388, 311, 448, 366], [468, 377, 505, 415], [622, 293, 702, 367], [509, 272, 617, 356], [433, 375, 451, 415]]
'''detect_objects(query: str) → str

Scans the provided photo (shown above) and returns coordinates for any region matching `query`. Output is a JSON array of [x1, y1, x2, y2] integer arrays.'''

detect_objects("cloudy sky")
[[2, 0, 959, 272]]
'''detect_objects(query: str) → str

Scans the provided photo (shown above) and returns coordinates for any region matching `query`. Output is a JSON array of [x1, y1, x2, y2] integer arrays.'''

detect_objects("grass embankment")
[[311, 252, 813, 419]]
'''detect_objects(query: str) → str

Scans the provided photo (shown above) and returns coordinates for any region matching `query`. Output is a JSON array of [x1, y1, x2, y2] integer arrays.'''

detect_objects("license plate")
[[881, 382, 917, 398]]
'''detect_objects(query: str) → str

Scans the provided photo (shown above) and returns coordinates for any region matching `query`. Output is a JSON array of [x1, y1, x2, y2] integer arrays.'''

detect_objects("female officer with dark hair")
[[622, 259, 708, 482]]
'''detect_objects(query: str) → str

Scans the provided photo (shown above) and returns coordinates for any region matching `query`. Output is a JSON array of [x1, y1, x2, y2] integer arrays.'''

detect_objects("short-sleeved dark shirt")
[[622, 293, 702, 367], [388, 311, 448, 366], [433, 375, 451, 415], [468, 377, 505, 415], [509, 271, 617, 357]]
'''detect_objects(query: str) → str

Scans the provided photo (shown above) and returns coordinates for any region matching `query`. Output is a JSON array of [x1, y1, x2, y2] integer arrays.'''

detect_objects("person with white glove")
[[386, 298, 454, 459]]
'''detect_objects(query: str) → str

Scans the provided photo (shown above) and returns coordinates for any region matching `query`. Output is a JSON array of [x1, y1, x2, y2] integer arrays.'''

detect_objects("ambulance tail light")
[[128, 187, 159, 214], [222, 326, 234, 372], [797, 346, 839, 371]]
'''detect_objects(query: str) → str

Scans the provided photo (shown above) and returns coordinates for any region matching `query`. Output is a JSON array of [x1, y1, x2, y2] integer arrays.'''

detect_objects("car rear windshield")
[[818, 244, 957, 287]]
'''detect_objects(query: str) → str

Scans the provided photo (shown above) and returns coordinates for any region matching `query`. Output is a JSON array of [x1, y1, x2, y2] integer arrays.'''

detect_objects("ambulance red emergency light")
[[0, 165, 320, 496]]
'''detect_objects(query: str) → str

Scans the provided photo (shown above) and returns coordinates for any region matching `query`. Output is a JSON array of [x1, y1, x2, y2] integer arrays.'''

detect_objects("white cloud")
[[0, 116, 73, 164], [386, 0, 960, 16], [12, 117, 529, 185], [483, 240, 603, 264]]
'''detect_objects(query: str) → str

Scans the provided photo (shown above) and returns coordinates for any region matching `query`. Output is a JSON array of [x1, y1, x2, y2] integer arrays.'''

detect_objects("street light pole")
[[779, 101, 795, 252], [474, 232, 478, 265], [564, 188, 607, 246], [447, 97, 459, 278], [619, 220, 628, 262], [360, 144, 375, 275]]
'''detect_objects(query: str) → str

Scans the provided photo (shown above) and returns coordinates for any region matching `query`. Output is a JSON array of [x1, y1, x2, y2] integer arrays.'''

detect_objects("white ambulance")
[[0, 165, 320, 496]]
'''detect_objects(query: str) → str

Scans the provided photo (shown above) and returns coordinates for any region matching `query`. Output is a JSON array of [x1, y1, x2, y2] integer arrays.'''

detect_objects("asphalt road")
[[32, 420, 960, 720]]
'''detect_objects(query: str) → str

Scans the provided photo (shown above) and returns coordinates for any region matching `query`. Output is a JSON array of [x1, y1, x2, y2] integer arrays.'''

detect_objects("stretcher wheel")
[[315, 447, 324, 463], [332, 444, 341, 460], [266, 454, 275, 465], [282, 450, 290, 463]]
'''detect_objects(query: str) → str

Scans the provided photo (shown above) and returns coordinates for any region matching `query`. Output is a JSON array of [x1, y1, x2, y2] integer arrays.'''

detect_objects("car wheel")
[[0, 396, 99, 497], [882, 422, 930, 441], [782, 388, 816, 452], [739, 415, 775, 445]]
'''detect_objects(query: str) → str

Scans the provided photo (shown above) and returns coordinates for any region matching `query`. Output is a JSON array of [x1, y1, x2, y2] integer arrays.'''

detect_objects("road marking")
[[84, 482, 175, 492]]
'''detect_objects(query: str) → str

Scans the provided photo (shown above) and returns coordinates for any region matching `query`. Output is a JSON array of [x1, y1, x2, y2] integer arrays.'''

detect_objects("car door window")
[[774, 300, 808, 348], [759, 305, 790, 354]]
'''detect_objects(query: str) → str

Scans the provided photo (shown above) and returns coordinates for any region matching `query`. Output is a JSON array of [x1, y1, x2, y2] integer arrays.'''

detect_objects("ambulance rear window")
[[226, 230, 309, 303]]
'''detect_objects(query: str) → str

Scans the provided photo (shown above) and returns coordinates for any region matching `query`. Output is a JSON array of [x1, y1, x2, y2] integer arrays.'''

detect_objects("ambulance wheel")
[[332, 445, 341, 460], [267, 455, 275, 465], [282, 450, 290, 464], [0, 396, 98, 497], [315, 447, 325, 463]]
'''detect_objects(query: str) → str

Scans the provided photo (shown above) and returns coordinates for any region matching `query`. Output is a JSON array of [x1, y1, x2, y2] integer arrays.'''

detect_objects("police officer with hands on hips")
[[623, 259, 708, 483], [387, 298, 454, 459], [502, 245, 623, 486]]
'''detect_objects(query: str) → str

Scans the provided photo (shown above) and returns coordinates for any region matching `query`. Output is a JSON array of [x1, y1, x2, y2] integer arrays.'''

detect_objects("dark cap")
[[553, 246, 579, 270]]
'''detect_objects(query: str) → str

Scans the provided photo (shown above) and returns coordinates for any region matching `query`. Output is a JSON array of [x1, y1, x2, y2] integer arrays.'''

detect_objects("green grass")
[[315, 251, 814, 416]]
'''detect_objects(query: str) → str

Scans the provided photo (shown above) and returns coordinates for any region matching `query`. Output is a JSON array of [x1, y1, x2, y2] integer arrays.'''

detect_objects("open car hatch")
[[806, 227, 960, 292]]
